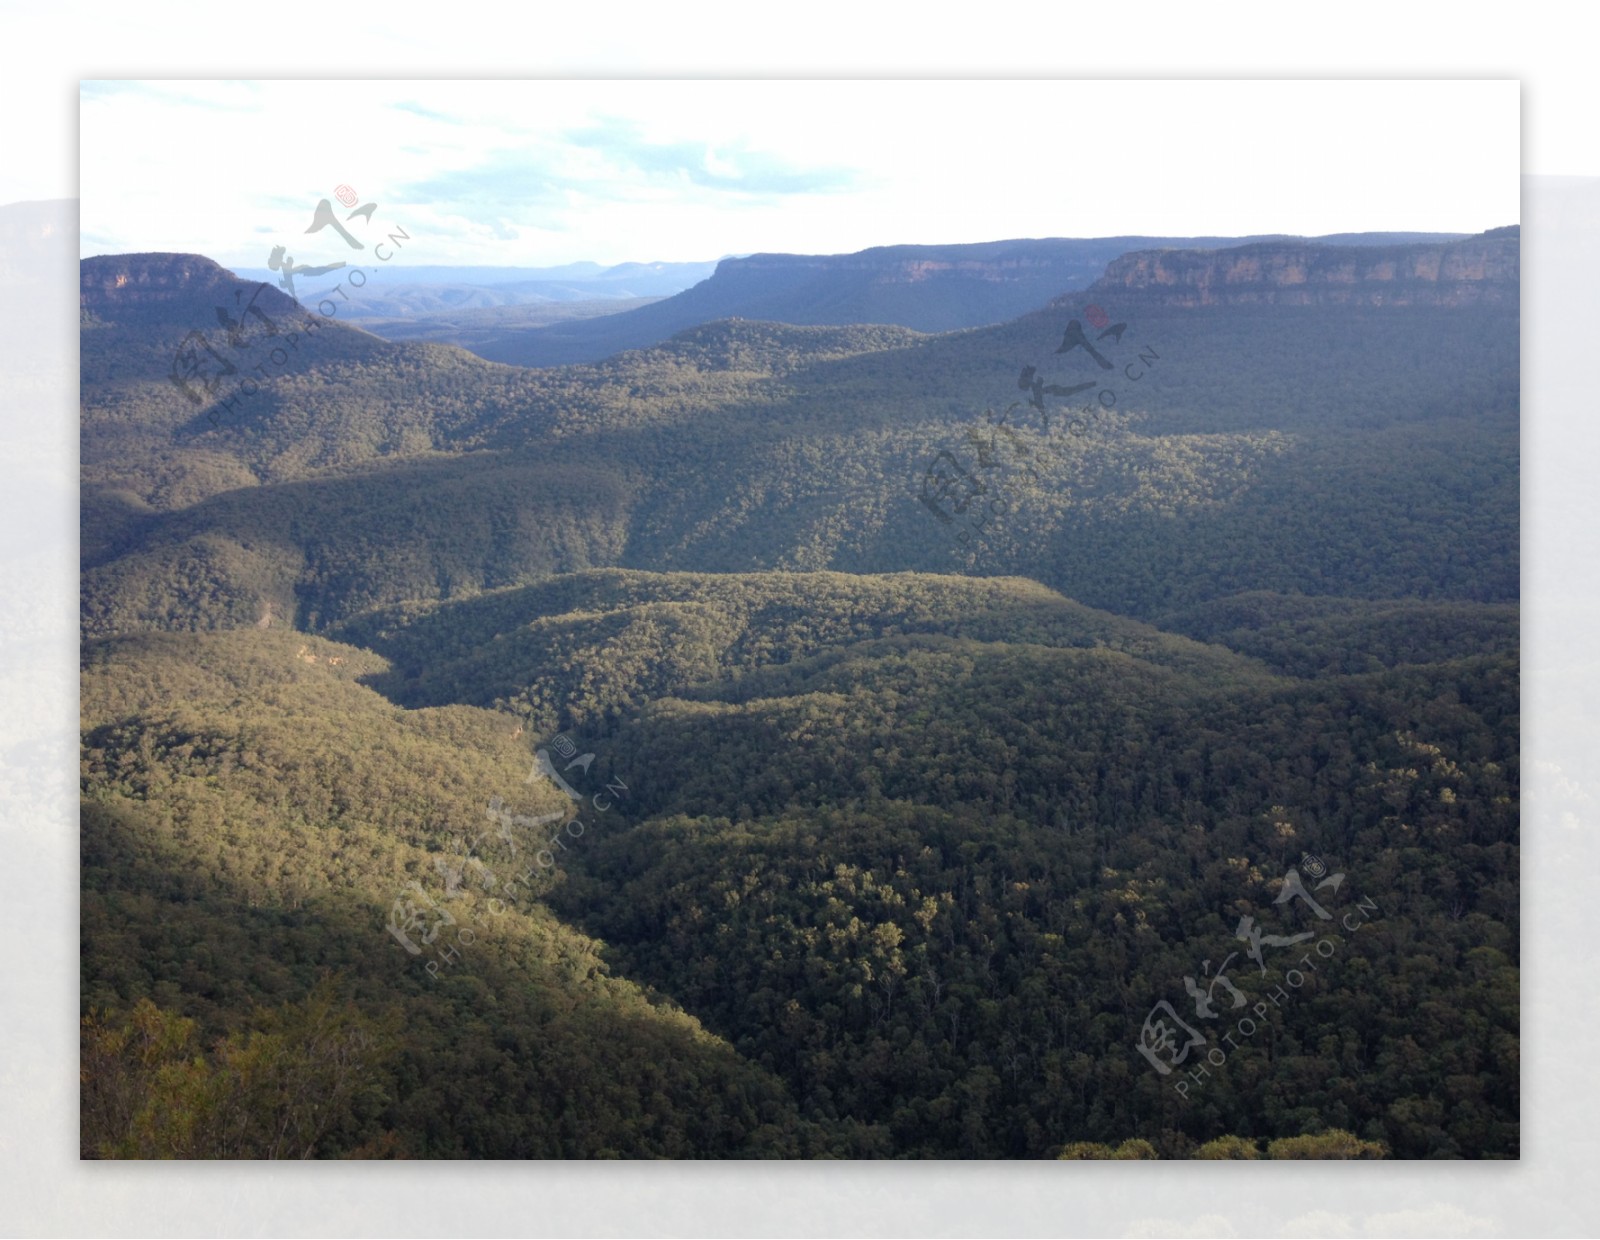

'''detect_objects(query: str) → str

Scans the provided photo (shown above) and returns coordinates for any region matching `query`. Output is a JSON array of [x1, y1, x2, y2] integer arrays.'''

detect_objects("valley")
[[78, 226, 1520, 1160]]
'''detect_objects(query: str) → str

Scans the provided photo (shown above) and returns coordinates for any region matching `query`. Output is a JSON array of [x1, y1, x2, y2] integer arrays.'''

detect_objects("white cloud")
[[78, 79, 1519, 267]]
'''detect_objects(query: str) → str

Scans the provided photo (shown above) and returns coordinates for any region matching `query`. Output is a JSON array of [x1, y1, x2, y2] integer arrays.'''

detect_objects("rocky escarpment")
[[80, 253, 303, 324], [1087, 227, 1518, 308]]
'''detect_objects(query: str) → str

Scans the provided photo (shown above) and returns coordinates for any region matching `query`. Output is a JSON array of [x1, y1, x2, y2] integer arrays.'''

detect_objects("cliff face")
[[80, 253, 302, 322], [1089, 229, 1518, 308]]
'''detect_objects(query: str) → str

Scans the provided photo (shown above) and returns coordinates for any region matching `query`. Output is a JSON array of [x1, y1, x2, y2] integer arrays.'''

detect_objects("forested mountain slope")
[[80, 627, 832, 1157], [80, 227, 1519, 1159], [81, 233, 1518, 637], [81, 573, 1517, 1157], [327, 568, 1281, 734]]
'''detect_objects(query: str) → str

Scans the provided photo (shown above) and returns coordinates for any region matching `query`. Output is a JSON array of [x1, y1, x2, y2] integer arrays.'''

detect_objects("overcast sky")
[[79, 79, 1518, 268]]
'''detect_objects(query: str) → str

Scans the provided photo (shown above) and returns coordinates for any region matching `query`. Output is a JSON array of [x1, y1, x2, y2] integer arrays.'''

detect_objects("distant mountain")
[[1089, 227, 1519, 308], [227, 259, 721, 318], [449, 232, 1472, 369], [356, 297, 666, 346]]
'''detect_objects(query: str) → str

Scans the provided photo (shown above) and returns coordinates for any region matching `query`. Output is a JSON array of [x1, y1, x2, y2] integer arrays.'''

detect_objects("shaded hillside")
[[554, 635, 1517, 1158], [1156, 593, 1520, 678], [80, 627, 831, 1158], [329, 569, 1279, 733], [80, 572, 1518, 1158], [356, 572, 1518, 1158]]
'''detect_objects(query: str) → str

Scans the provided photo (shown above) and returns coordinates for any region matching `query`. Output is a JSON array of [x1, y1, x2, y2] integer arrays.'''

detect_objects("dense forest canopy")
[[79, 230, 1519, 1158]]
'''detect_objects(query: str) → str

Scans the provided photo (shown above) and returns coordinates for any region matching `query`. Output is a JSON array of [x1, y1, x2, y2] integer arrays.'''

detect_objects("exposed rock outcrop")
[[1086, 227, 1518, 308]]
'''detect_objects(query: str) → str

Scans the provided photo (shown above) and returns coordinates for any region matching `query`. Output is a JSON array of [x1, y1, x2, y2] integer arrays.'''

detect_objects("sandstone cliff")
[[80, 253, 303, 323], [1086, 227, 1518, 308]]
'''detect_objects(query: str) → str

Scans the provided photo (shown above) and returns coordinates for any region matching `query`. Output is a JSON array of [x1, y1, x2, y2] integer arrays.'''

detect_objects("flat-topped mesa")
[[1087, 226, 1519, 309], [80, 252, 305, 316], [82, 251, 236, 295]]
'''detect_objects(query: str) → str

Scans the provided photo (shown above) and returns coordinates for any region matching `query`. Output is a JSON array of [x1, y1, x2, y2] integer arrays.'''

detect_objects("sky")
[[77, 80, 1520, 269]]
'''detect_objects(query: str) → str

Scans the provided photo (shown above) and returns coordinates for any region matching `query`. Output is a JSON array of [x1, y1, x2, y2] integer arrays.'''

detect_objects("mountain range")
[[276, 232, 1472, 368], [228, 257, 720, 312]]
